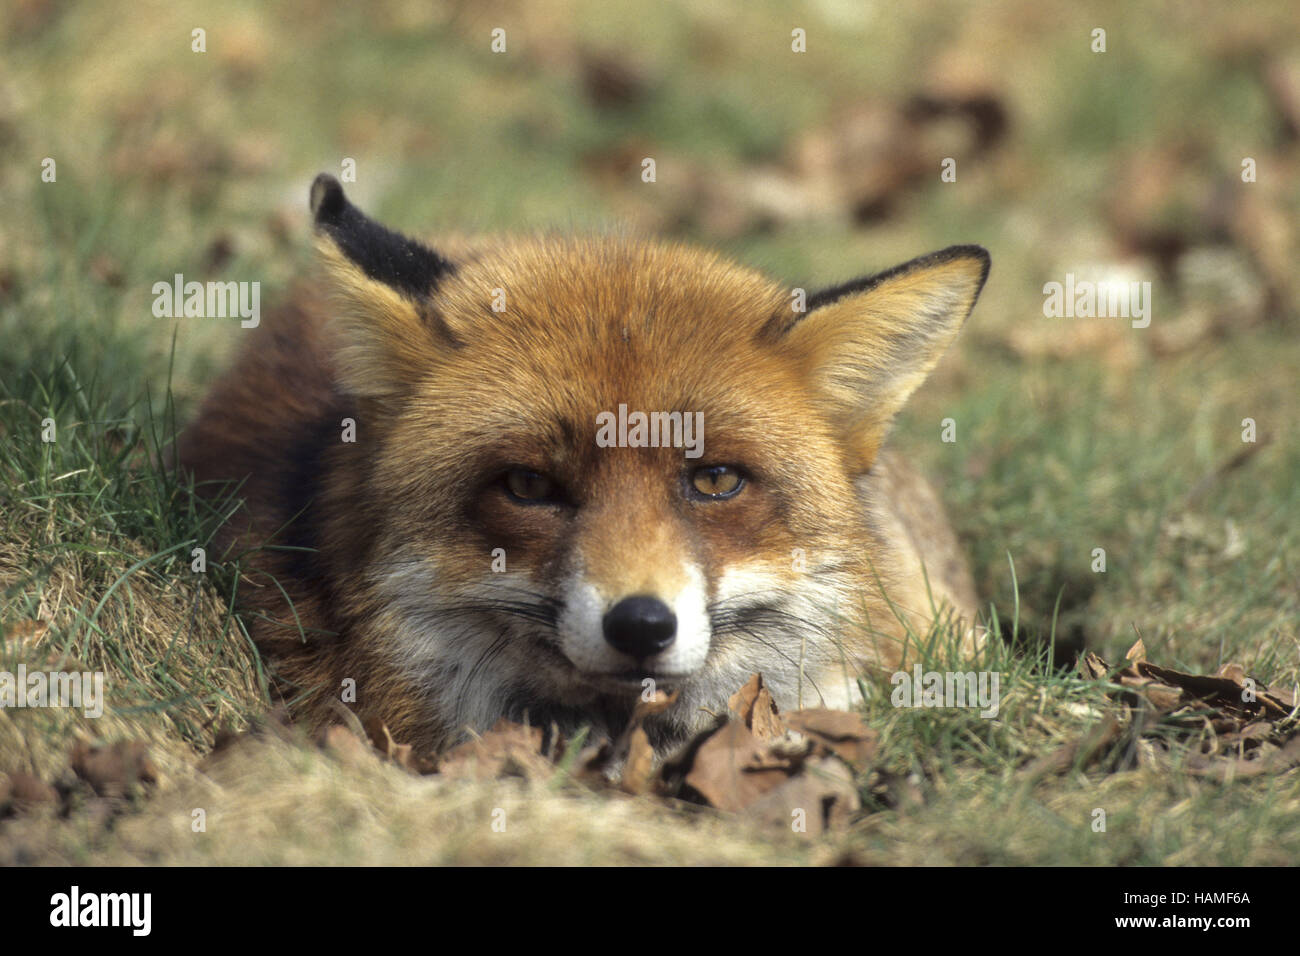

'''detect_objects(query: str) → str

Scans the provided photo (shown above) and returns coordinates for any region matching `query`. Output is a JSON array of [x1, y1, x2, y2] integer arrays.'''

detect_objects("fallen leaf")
[[631, 687, 678, 722], [620, 727, 656, 796], [784, 709, 878, 766], [436, 719, 552, 782], [1186, 735, 1300, 781], [363, 718, 419, 772], [1079, 651, 1291, 720], [1077, 647, 1298, 777], [583, 687, 680, 787], [579, 48, 650, 111], [728, 673, 785, 739], [70, 740, 158, 798], [3, 772, 58, 810], [746, 757, 861, 835], [317, 724, 375, 767], [1217, 662, 1247, 683], [682, 720, 792, 812]]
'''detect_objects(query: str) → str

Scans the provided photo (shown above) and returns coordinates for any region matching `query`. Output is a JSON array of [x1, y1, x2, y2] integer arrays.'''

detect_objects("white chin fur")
[[557, 564, 712, 677], [712, 562, 868, 712]]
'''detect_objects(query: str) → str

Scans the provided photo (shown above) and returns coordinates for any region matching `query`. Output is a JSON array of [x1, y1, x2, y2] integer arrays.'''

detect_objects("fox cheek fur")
[[179, 174, 990, 754]]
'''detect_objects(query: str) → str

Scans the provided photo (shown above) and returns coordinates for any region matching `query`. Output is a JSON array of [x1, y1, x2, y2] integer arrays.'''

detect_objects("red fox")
[[179, 174, 988, 754]]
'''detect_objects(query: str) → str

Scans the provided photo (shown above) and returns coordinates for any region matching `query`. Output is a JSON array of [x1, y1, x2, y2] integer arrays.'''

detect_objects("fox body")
[[180, 175, 988, 754]]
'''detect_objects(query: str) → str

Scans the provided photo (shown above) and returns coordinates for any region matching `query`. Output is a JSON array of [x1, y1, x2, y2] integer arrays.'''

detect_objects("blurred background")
[[2, 0, 1298, 706]]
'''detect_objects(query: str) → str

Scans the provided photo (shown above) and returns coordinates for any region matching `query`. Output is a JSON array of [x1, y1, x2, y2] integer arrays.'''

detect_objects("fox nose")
[[602, 595, 677, 659]]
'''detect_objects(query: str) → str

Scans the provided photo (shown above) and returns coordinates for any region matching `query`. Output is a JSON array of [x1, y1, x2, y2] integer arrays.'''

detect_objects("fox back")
[[179, 175, 987, 754]]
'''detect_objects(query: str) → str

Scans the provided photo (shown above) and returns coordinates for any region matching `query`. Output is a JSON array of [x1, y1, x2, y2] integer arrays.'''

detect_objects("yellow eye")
[[691, 465, 744, 499], [505, 468, 559, 502]]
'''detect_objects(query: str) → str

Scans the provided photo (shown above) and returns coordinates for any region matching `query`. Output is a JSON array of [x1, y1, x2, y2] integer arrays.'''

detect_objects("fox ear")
[[773, 245, 989, 472], [309, 174, 458, 400]]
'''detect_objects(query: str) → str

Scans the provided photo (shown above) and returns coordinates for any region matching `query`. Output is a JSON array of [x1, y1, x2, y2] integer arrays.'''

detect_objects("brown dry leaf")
[[362, 718, 419, 772], [1136, 660, 1293, 720], [1217, 662, 1247, 684], [1125, 637, 1147, 662], [318, 724, 376, 768], [1078, 651, 1109, 681], [579, 48, 650, 111], [69, 740, 158, 798], [620, 727, 656, 796], [1077, 647, 1298, 777], [579, 84, 1011, 241], [1079, 651, 1291, 721], [1226, 720, 1274, 747], [1104, 143, 1214, 274], [570, 691, 678, 787], [200, 708, 301, 772], [3, 771, 58, 810], [1186, 735, 1300, 781], [728, 673, 785, 740], [630, 687, 678, 722], [784, 709, 878, 766], [682, 720, 793, 812], [1130, 679, 1184, 712], [746, 757, 861, 835], [588, 687, 680, 788], [436, 719, 552, 782], [728, 672, 763, 716], [789, 101, 925, 224], [682, 678, 878, 812], [870, 769, 927, 814]]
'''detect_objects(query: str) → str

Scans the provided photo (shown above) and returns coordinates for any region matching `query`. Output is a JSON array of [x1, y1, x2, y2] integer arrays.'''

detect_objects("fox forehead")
[[432, 235, 792, 350], [378, 235, 844, 471]]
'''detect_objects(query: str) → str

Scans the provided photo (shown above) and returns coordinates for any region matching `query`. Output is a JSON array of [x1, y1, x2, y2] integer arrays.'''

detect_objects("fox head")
[[307, 174, 988, 745]]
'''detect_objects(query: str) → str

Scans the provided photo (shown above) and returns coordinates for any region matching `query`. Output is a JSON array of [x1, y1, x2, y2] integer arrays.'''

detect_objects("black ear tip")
[[932, 244, 991, 291], [310, 173, 346, 224], [960, 244, 992, 290], [940, 244, 990, 267]]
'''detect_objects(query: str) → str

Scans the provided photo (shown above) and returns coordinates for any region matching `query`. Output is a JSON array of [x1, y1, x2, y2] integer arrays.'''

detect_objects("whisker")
[[456, 631, 511, 726]]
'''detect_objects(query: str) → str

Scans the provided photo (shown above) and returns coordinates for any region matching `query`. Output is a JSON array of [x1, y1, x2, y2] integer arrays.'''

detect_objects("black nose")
[[602, 595, 677, 659]]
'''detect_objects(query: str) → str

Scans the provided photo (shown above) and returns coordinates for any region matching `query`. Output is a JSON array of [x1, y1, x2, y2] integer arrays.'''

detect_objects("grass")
[[2, 0, 1298, 864], [0, 351, 267, 785]]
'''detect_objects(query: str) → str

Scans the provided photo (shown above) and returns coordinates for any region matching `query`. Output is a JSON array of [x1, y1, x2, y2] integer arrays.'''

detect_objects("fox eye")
[[504, 468, 560, 503], [690, 465, 744, 499]]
